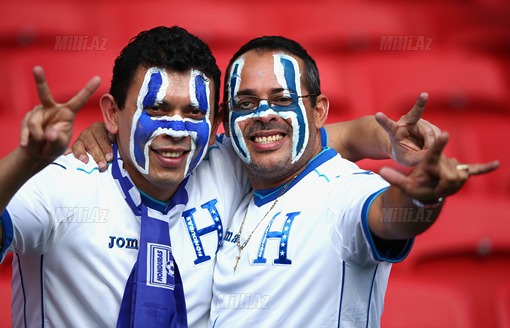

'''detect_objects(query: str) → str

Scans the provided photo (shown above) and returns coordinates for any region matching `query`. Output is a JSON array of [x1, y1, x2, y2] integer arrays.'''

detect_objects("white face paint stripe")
[[273, 53, 309, 164], [227, 57, 245, 106], [230, 106, 280, 164], [131, 67, 169, 174], [187, 69, 212, 176]]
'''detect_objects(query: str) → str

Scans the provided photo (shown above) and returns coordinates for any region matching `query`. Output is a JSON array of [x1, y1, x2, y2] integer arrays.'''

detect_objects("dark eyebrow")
[[236, 88, 289, 96]]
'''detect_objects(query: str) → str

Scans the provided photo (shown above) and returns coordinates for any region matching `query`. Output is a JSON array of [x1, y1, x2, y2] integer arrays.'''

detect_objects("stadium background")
[[0, 0, 509, 326]]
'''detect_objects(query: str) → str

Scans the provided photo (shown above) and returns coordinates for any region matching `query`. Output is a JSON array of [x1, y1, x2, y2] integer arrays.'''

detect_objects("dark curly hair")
[[223, 36, 320, 108], [110, 26, 221, 115]]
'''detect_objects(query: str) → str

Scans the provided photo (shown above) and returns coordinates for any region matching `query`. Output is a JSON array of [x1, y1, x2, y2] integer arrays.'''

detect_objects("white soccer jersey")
[[210, 147, 413, 328], [0, 135, 249, 328]]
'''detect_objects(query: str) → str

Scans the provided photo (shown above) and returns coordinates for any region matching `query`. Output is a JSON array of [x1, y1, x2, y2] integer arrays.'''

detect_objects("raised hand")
[[379, 132, 500, 203], [20, 66, 101, 162], [375, 92, 442, 167]]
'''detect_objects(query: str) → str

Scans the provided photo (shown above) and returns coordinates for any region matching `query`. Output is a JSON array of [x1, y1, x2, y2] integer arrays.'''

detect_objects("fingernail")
[[105, 153, 113, 162], [98, 161, 107, 171], [79, 155, 88, 163]]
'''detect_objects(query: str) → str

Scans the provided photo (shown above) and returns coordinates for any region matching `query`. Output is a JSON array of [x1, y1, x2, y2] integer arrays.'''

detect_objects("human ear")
[[208, 107, 223, 146], [313, 94, 329, 128], [219, 102, 231, 138], [100, 94, 120, 135]]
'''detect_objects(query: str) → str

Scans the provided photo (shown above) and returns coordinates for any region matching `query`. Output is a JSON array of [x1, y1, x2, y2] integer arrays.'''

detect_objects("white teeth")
[[159, 151, 184, 158], [254, 134, 283, 144]]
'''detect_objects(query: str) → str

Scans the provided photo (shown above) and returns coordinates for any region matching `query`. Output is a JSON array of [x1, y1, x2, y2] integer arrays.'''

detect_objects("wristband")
[[412, 197, 444, 209]]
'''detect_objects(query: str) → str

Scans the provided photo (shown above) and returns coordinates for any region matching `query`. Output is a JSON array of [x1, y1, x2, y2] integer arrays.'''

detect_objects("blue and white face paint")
[[228, 53, 309, 164], [130, 67, 212, 177]]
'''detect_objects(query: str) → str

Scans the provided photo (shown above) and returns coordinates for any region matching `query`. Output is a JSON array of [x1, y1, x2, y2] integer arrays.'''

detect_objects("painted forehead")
[[228, 52, 303, 100]]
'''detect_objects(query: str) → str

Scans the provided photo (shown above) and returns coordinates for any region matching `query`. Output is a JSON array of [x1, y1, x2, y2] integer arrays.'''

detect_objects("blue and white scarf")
[[111, 143, 188, 327]]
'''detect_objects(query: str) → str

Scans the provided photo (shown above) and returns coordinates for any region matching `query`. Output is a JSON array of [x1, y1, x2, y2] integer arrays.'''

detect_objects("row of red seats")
[[1, 1, 508, 56]]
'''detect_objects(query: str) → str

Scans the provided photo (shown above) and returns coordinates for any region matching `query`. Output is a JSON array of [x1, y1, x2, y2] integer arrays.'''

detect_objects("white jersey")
[[210, 147, 413, 328], [0, 135, 249, 328]]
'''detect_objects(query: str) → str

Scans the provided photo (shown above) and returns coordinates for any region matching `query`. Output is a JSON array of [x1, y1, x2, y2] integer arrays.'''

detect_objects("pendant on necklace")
[[234, 254, 241, 273]]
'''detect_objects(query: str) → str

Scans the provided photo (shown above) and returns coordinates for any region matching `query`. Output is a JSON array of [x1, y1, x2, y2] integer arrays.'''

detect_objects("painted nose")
[[253, 100, 279, 123]]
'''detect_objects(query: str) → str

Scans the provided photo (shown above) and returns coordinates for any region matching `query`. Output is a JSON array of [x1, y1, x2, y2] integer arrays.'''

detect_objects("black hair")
[[110, 26, 221, 114], [223, 36, 321, 107]]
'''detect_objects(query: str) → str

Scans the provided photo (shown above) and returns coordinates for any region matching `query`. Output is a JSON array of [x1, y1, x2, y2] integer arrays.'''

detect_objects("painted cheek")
[[131, 68, 168, 174], [274, 54, 309, 163], [187, 70, 212, 175], [184, 119, 210, 175]]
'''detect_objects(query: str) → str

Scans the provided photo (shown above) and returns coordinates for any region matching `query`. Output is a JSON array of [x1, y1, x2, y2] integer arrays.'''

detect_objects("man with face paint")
[[208, 36, 499, 327], [0, 26, 253, 327]]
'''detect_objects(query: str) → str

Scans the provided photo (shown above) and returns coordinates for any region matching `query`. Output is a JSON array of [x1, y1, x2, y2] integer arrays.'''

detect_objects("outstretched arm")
[[326, 92, 441, 166], [368, 132, 499, 240], [0, 67, 100, 237]]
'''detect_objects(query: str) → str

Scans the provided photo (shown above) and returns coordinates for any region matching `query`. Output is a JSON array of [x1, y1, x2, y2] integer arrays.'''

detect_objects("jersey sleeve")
[[0, 156, 83, 262], [330, 170, 413, 267]]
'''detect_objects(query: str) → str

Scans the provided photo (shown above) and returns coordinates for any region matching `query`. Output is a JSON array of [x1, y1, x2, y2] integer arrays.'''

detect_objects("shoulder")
[[49, 153, 104, 175]]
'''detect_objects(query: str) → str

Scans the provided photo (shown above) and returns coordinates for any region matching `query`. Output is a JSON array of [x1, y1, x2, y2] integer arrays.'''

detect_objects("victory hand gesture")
[[20, 66, 101, 162]]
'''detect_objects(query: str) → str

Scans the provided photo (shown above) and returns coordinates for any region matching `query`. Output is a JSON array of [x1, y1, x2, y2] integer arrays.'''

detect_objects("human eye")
[[145, 105, 165, 116], [270, 94, 294, 107], [234, 97, 258, 111], [187, 106, 207, 119]]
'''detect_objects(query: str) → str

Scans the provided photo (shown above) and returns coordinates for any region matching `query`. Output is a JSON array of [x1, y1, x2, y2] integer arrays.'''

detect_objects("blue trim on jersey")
[[40, 255, 45, 327], [212, 315, 220, 327], [77, 165, 106, 174], [16, 253, 28, 328], [353, 171, 375, 175], [337, 261, 346, 328], [360, 188, 414, 262], [50, 162, 67, 170], [365, 264, 379, 328], [0, 209, 13, 256], [253, 147, 338, 206], [320, 126, 328, 148], [215, 133, 226, 143]]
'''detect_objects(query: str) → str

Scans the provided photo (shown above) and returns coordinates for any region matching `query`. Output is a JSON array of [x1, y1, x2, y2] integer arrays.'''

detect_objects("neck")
[[248, 136, 323, 190]]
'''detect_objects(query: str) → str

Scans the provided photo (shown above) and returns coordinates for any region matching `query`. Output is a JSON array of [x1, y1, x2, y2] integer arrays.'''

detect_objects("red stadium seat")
[[382, 279, 474, 328], [497, 282, 510, 328], [0, 2, 92, 48], [390, 193, 510, 327]]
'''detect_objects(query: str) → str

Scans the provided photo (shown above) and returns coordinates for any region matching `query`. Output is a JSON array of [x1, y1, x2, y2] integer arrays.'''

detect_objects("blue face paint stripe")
[[143, 72, 163, 108], [195, 75, 208, 111], [229, 63, 240, 109], [134, 71, 165, 170], [280, 56, 306, 157]]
